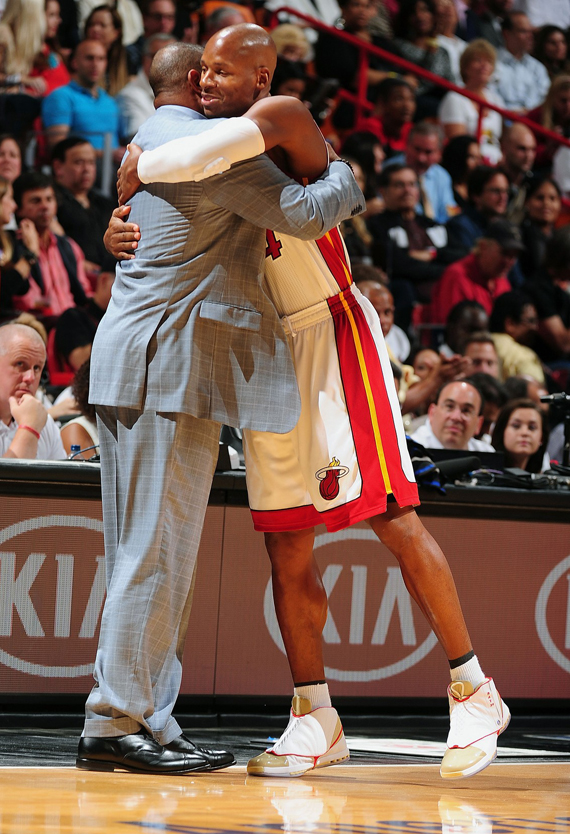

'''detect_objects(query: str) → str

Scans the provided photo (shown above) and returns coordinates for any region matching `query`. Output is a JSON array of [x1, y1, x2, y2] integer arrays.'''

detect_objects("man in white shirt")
[[411, 380, 495, 451], [495, 12, 550, 111], [0, 323, 66, 460]]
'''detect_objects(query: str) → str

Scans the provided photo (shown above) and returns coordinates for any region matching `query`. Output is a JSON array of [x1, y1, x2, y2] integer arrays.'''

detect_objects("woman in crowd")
[[29, 0, 70, 95], [0, 176, 39, 319], [519, 177, 562, 280], [438, 39, 504, 165], [527, 75, 570, 172], [339, 157, 374, 263], [0, 0, 47, 94], [533, 25, 570, 81], [60, 359, 99, 459], [84, 4, 130, 96], [392, 0, 454, 118], [441, 133, 481, 210], [434, 0, 465, 85], [492, 399, 549, 473]]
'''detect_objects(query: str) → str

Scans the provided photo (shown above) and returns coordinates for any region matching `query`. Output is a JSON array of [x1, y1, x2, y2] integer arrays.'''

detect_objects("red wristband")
[[17, 424, 41, 440]]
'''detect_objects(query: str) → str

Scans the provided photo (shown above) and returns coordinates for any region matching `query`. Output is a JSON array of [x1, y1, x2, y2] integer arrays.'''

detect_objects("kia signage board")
[[0, 498, 568, 697]]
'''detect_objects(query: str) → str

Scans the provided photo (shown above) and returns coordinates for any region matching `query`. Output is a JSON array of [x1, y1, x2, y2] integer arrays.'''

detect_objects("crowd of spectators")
[[1, 0, 570, 476]]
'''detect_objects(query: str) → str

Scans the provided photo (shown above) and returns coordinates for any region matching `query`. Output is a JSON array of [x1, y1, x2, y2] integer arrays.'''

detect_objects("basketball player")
[[111, 25, 509, 781]]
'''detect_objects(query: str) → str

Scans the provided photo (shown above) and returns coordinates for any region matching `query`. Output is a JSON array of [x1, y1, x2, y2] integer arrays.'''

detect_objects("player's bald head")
[[150, 42, 204, 97], [210, 23, 277, 73]]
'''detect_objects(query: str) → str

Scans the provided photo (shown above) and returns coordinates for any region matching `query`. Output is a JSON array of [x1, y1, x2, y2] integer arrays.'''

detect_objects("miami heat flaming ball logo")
[[316, 457, 349, 501]]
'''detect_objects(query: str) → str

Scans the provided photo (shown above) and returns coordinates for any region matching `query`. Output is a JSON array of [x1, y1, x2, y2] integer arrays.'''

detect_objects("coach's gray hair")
[[150, 42, 204, 97]]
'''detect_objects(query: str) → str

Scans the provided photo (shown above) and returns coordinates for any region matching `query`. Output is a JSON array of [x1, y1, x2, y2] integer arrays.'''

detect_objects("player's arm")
[[136, 97, 328, 186]]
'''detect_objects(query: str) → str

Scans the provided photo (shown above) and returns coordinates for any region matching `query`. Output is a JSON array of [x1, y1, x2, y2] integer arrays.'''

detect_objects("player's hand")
[[117, 144, 143, 205], [104, 205, 140, 260], [10, 393, 48, 434]]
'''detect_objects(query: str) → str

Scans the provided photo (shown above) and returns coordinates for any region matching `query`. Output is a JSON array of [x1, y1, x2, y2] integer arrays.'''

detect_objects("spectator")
[[270, 24, 311, 63], [434, 0, 466, 85], [494, 12, 550, 112], [360, 77, 416, 159], [356, 277, 411, 360], [518, 177, 561, 279], [468, 370, 507, 440], [0, 177, 38, 318], [431, 219, 522, 322], [512, 0, 570, 31], [116, 32, 176, 140], [441, 134, 482, 210], [392, 0, 455, 118], [41, 39, 123, 163], [463, 331, 500, 377], [51, 136, 116, 274], [77, 0, 143, 48], [369, 164, 454, 320], [491, 398, 549, 471], [200, 6, 251, 45], [341, 130, 385, 215], [0, 134, 22, 186], [270, 58, 306, 100], [0, 322, 65, 459], [143, 0, 176, 39], [527, 75, 570, 173], [29, 0, 70, 96], [0, 0, 47, 96], [489, 290, 545, 382], [386, 122, 457, 223], [443, 299, 489, 355], [533, 25, 570, 81], [339, 163, 374, 263], [439, 39, 504, 165], [475, 0, 510, 50], [413, 346, 440, 379], [314, 0, 394, 129], [411, 379, 494, 450], [60, 358, 98, 457], [524, 226, 570, 362], [263, 0, 341, 44], [500, 123, 537, 224], [12, 171, 92, 318], [85, 5, 131, 95], [53, 263, 113, 370], [446, 165, 509, 257]]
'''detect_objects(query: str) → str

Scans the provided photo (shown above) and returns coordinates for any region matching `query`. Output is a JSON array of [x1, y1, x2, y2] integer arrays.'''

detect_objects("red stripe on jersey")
[[315, 228, 353, 293]]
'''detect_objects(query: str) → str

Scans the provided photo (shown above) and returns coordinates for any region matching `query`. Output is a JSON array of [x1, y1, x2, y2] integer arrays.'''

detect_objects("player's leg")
[[367, 503, 510, 780], [247, 528, 349, 777]]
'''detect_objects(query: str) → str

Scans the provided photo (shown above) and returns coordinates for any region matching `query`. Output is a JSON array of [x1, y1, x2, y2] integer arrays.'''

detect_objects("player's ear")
[[189, 68, 201, 95], [257, 65, 271, 92]]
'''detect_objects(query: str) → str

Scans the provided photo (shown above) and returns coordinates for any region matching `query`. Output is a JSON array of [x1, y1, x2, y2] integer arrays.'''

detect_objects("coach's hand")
[[117, 143, 143, 205], [104, 205, 140, 261]]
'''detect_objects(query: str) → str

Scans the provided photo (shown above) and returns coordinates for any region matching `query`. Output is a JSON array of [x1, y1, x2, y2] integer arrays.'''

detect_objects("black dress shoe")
[[76, 731, 212, 774], [164, 733, 235, 770]]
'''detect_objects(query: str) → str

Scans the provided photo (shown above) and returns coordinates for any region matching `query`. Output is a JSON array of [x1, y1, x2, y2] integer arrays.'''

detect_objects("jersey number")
[[265, 230, 283, 260]]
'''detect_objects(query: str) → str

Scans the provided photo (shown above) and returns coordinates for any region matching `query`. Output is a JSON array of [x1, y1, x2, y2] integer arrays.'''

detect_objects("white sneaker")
[[247, 696, 349, 777], [440, 678, 510, 780]]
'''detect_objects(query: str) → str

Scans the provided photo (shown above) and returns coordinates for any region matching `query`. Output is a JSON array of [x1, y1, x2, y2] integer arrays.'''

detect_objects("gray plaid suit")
[[85, 104, 364, 742]]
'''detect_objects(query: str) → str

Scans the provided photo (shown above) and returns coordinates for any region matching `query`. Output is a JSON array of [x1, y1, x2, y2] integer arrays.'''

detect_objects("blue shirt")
[[494, 48, 550, 111], [41, 81, 121, 150], [384, 154, 457, 224]]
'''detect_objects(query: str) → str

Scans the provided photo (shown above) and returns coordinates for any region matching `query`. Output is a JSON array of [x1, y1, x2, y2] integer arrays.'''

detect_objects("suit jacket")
[[90, 105, 364, 433]]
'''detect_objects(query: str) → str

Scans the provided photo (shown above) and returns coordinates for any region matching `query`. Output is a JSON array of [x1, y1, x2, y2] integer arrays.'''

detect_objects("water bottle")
[[68, 444, 85, 461]]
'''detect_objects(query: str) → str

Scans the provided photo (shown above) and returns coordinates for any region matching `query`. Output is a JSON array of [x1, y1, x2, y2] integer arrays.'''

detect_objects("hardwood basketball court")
[[0, 762, 568, 833]]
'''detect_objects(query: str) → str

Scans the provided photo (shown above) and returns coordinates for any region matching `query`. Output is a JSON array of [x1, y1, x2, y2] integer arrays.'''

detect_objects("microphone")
[[540, 393, 570, 403]]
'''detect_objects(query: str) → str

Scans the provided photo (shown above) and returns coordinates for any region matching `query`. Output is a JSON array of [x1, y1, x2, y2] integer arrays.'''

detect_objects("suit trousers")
[[84, 405, 221, 743]]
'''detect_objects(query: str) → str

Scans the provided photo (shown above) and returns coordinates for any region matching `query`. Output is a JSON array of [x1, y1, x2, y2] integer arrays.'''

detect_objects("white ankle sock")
[[294, 682, 332, 708], [450, 654, 486, 689]]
